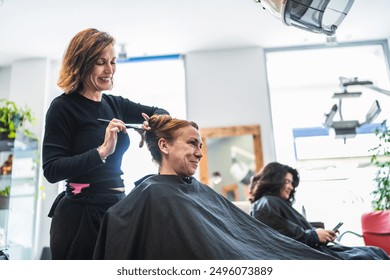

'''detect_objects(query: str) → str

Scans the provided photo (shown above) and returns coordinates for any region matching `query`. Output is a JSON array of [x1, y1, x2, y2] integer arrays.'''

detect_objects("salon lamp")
[[229, 146, 255, 185], [323, 77, 385, 141], [210, 171, 223, 189], [253, 0, 355, 36]]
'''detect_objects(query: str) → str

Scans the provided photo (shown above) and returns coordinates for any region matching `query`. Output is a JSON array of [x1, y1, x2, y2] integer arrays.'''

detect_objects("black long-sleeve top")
[[42, 92, 169, 189]]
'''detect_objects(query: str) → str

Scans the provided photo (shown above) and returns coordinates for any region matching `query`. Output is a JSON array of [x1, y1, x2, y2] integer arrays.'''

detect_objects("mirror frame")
[[199, 124, 264, 185]]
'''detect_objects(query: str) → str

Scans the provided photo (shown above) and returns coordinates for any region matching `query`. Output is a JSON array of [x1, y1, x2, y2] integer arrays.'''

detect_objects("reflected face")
[[84, 44, 116, 93], [279, 172, 294, 200], [165, 125, 203, 177]]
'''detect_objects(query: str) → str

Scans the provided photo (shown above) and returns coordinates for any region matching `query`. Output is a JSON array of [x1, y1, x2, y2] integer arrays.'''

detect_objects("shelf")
[[0, 174, 11, 180], [0, 196, 10, 210], [0, 140, 14, 152], [0, 136, 38, 259]]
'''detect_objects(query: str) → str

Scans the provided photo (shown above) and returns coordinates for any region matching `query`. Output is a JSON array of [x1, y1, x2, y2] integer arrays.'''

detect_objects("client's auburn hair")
[[145, 115, 198, 165]]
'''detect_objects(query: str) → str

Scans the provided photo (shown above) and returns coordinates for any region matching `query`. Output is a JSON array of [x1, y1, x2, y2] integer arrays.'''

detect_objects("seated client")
[[93, 115, 335, 260], [249, 162, 389, 260]]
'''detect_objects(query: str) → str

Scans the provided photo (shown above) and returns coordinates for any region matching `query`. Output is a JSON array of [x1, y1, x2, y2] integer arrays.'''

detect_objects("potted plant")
[[370, 120, 390, 211], [0, 185, 10, 209], [359, 120, 390, 255], [0, 99, 36, 141]]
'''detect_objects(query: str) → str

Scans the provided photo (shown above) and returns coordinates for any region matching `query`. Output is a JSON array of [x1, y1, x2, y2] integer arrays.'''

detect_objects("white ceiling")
[[0, 0, 389, 67]]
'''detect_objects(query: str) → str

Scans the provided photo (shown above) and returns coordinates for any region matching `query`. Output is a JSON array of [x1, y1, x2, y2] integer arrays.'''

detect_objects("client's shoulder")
[[253, 194, 283, 209], [134, 174, 179, 194]]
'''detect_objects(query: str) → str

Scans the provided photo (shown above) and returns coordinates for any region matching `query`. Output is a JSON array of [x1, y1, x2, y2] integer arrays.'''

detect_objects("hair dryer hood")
[[257, 0, 355, 36]]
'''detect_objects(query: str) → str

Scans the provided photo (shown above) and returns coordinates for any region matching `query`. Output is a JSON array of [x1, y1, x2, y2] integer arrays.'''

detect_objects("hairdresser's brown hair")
[[145, 115, 199, 165], [57, 28, 115, 94]]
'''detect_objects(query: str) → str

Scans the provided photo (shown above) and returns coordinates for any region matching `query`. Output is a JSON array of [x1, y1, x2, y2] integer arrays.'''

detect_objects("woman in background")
[[249, 162, 389, 260], [42, 28, 169, 259], [93, 115, 335, 260]]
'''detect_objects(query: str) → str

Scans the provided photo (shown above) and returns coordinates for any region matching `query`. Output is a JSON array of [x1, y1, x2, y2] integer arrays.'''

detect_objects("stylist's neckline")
[[80, 91, 102, 102]]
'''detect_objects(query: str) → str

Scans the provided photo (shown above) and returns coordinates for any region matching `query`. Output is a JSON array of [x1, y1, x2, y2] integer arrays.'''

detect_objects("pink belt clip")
[[69, 183, 90, 194]]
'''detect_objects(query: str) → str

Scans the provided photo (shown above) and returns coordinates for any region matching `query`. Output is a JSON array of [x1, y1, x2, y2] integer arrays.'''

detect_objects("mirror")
[[199, 125, 264, 201]]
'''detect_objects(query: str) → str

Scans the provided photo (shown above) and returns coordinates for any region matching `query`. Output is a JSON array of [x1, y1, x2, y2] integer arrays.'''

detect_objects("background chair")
[[361, 211, 390, 255], [337, 210, 390, 256]]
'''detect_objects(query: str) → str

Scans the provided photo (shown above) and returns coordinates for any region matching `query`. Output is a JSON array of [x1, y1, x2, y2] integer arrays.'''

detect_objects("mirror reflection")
[[199, 125, 264, 201]]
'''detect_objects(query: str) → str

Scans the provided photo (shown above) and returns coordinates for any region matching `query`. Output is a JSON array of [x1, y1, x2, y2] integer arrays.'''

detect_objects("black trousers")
[[49, 192, 124, 260]]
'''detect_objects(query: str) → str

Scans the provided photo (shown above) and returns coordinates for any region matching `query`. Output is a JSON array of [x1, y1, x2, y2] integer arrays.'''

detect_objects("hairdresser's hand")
[[316, 228, 336, 244], [141, 113, 151, 131], [98, 118, 127, 160]]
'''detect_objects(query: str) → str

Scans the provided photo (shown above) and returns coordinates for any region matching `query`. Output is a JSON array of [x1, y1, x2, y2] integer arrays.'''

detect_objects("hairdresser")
[[42, 28, 169, 260]]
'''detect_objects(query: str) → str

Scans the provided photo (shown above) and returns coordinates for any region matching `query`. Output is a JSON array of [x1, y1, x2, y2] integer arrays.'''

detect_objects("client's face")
[[279, 172, 294, 200], [165, 125, 203, 177]]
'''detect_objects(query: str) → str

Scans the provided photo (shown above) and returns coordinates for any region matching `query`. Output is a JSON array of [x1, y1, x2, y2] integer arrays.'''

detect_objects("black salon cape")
[[93, 175, 335, 260], [251, 195, 389, 260]]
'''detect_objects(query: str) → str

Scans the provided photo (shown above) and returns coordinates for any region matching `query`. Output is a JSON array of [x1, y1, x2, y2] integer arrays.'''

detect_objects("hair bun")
[[148, 114, 172, 130]]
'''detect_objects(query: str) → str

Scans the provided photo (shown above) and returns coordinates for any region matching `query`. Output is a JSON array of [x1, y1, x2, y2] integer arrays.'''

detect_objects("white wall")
[[0, 67, 11, 100], [185, 47, 276, 164], [9, 59, 49, 139]]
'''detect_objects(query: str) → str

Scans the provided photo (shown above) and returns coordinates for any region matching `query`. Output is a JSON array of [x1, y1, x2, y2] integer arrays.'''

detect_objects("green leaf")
[[370, 120, 390, 211], [0, 98, 36, 140]]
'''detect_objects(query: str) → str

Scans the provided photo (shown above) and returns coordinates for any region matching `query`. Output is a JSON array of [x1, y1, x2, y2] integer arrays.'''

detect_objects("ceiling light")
[[254, 0, 355, 36], [326, 35, 338, 46], [117, 43, 127, 60]]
